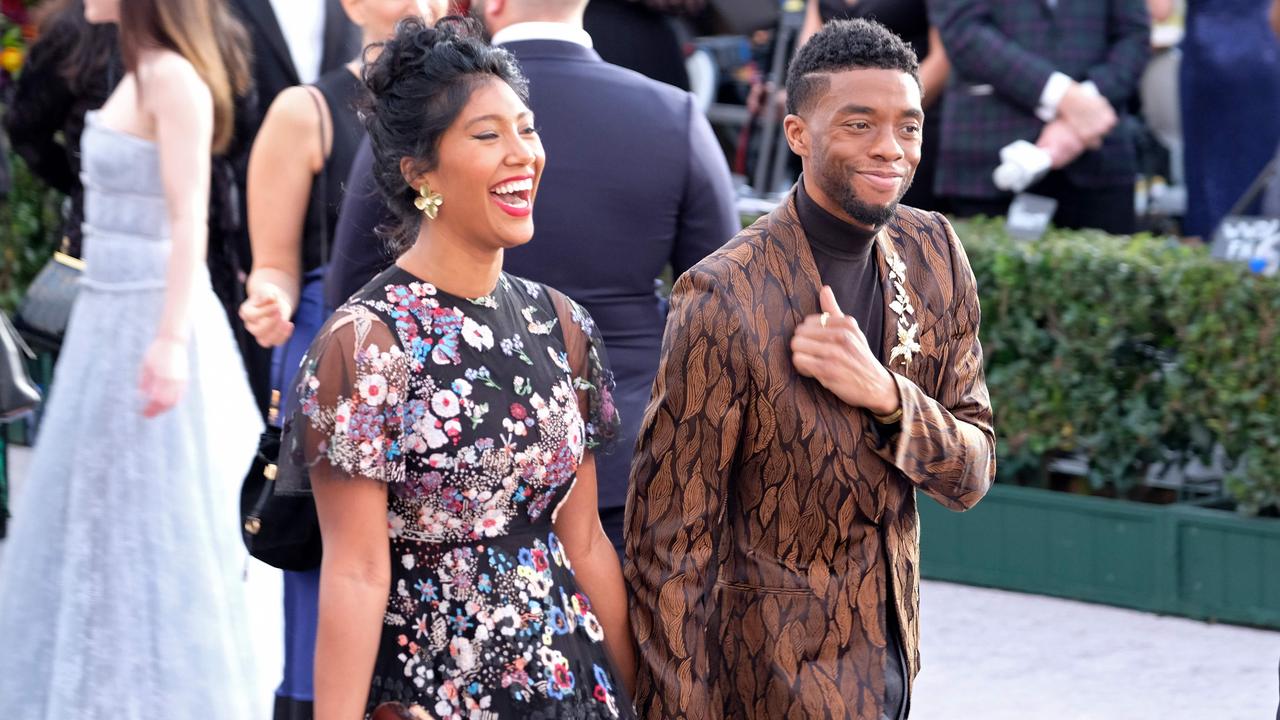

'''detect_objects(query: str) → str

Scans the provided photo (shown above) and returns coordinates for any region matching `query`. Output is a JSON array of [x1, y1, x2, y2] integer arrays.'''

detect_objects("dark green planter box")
[[919, 484, 1280, 629]]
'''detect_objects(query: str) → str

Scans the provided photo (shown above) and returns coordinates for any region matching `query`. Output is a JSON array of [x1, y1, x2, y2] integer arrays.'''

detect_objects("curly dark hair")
[[785, 18, 920, 116], [360, 16, 530, 250]]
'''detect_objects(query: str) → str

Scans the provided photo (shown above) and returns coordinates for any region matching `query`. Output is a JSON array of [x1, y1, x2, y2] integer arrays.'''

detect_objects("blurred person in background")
[[3, 0, 117, 260], [226, 0, 361, 416], [801, 0, 952, 213], [584, 0, 705, 90], [236, 2, 448, 718], [1179, 0, 1280, 240], [327, 0, 738, 558], [0, 0, 263, 716], [929, 0, 1150, 234], [4, 0, 250, 336]]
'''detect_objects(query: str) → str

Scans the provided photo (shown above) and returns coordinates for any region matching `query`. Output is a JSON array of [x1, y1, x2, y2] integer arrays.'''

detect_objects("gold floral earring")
[[414, 182, 443, 220]]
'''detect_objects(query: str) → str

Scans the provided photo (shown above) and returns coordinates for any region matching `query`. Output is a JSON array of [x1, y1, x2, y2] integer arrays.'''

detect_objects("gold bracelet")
[[873, 407, 903, 425]]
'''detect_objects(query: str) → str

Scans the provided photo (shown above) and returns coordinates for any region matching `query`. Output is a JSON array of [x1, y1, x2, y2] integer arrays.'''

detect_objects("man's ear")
[[783, 114, 810, 158], [482, 0, 505, 22]]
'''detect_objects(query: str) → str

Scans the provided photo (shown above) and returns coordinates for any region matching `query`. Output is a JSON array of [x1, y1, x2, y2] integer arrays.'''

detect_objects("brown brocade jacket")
[[623, 194, 996, 719]]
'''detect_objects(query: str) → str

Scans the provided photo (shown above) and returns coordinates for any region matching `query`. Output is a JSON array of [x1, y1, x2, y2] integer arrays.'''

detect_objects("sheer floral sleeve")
[[277, 305, 410, 493], [547, 289, 620, 454]]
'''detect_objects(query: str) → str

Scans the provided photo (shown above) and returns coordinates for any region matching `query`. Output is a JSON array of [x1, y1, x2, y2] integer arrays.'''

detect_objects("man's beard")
[[816, 154, 913, 229]]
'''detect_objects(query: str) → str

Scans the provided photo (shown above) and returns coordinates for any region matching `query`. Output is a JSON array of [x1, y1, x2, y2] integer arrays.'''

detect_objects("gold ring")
[[820, 312, 830, 328]]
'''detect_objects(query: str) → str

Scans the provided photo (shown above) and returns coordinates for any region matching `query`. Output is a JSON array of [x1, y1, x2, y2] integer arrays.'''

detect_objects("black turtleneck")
[[796, 178, 906, 720], [796, 177, 885, 361]]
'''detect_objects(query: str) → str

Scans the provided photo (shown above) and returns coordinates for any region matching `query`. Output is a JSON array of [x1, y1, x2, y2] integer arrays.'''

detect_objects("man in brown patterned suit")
[[624, 19, 995, 720]]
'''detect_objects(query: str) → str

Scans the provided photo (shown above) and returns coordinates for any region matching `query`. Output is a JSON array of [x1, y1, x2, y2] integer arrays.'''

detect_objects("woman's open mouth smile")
[[490, 176, 534, 217]]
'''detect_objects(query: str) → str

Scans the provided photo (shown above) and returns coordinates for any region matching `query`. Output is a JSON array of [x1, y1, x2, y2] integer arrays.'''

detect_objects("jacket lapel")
[[764, 192, 823, 328], [232, 0, 299, 85], [876, 212, 933, 390]]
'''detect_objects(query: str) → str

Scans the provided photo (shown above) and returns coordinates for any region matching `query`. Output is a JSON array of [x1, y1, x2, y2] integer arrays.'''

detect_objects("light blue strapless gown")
[[0, 111, 264, 718]]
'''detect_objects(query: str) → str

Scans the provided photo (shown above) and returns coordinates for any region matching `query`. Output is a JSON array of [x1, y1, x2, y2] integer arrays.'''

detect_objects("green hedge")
[[1, 154, 62, 312], [959, 218, 1280, 515]]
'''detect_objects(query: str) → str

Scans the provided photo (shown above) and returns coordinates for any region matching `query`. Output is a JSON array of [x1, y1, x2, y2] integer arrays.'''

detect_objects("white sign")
[[1211, 215, 1280, 276]]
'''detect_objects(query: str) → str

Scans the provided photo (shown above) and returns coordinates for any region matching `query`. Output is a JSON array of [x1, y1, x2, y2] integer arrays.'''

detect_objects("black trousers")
[[948, 170, 1136, 235]]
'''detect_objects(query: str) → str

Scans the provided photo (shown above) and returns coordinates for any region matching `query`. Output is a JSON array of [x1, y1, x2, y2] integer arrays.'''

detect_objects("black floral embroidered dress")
[[281, 266, 631, 719]]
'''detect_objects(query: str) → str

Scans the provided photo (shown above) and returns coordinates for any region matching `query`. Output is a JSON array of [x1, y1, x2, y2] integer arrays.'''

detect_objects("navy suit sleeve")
[[324, 138, 397, 310], [928, 0, 1058, 113], [672, 94, 738, 277], [1085, 0, 1151, 108]]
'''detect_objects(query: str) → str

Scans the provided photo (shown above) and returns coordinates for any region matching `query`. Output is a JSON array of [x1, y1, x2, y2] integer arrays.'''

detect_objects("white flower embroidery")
[[416, 413, 449, 449], [882, 239, 921, 369], [431, 389, 461, 418], [449, 636, 477, 672], [474, 507, 507, 537], [890, 322, 923, 367], [461, 316, 494, 350], [357, 373, 388, 406], [333, 400, 352, 433]]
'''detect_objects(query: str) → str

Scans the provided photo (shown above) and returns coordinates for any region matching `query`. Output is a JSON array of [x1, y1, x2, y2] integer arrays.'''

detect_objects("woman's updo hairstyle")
[[361, 16, 530, 249]]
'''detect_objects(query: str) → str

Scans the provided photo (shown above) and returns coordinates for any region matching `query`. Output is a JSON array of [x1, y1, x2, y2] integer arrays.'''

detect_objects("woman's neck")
[[397, 224, 504, 299]]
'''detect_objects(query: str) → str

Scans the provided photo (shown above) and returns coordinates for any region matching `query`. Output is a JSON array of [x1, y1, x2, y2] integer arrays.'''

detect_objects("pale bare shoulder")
[[258, 85, 328, 167], [263, 85, 327, 140], [136, 48, 212, 115]]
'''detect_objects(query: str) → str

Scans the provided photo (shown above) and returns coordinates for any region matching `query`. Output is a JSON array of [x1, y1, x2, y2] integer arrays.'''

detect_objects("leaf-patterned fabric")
[[624, 194, 996, 719]]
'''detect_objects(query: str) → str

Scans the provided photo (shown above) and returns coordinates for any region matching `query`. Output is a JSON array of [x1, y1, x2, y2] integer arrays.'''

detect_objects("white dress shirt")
[[490, 22, 593, 49], [268, 0, 327, 84]]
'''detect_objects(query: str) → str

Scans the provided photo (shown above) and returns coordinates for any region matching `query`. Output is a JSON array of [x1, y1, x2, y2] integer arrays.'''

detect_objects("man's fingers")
[[792, 351, 819, 378], [819, 285, 844, 318], [791, 334, 830, 359]]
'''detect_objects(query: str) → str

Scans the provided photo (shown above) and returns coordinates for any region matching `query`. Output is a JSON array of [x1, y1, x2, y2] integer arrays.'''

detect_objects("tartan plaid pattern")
[[928, 0, 1151, 198]]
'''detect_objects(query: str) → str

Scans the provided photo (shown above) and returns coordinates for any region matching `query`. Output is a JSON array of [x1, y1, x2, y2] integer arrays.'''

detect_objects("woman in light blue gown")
[[0, 0, 263, 717]]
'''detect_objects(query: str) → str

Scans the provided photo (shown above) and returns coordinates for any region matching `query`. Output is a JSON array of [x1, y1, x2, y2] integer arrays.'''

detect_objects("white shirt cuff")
[[1036, 72, 1074, 122]]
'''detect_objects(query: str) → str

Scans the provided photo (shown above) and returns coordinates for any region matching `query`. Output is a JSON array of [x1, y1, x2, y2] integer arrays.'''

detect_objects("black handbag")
[[14, 247, 83, 352], [239, 85, 333, 572], [240, 390, 322, 571], [1, 310, 41, 421]]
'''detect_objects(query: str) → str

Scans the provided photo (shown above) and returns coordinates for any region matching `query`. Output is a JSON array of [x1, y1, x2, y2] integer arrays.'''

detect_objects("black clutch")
[[14, 249, 83, 352], [240, 391, 322, 571]]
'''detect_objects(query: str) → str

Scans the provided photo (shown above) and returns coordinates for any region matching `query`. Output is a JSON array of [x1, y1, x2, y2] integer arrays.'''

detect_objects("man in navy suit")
[[326, 0, 739, 556]]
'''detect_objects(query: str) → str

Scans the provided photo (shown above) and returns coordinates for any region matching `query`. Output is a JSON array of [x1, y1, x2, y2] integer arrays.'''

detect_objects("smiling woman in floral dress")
[[276, 16, 636, 720]]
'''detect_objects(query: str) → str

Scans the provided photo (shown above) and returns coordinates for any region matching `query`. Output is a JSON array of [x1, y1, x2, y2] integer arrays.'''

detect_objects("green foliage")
[[0, 153, 62, 312], [958, 218, 1280, 515]]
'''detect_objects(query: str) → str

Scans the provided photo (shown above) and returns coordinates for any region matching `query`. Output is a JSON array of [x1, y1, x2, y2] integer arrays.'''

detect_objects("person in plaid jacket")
[[928, 0, 1150, 234]]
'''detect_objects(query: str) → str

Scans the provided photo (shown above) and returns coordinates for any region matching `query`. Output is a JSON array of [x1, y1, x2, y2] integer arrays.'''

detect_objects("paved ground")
[[5, 445, 1279, 718]]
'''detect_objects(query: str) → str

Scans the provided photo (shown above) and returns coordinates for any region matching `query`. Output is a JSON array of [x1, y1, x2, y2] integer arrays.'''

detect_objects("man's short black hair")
[[785, 18, 921, 116]]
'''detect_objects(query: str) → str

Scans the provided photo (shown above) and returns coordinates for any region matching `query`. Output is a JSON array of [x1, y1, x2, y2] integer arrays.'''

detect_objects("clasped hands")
[[1038, 81, 1117, 170], [790, 286, 901, 418]]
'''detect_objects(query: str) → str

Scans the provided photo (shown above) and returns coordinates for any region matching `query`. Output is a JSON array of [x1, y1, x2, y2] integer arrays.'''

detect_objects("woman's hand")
[[139, 336, 189, 417], [239, 283, 296, 348]]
